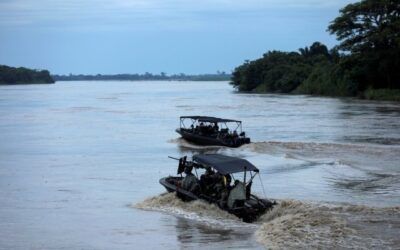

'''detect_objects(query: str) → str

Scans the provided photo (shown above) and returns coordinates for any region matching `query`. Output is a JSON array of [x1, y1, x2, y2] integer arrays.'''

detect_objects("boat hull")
[[159, 176, 274, 222], [176, 129, 250, 148]]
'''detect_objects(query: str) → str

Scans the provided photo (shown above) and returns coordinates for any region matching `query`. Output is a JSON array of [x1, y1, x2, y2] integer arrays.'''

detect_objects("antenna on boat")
[[168, 156, 180, 161], [258, 173, 267, 198]]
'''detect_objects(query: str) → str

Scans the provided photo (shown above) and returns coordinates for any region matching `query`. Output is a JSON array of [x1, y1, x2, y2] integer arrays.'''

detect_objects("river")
[[0, 81, 399, 249]]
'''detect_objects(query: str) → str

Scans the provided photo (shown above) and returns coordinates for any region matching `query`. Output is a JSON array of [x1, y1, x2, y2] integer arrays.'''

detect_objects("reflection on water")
[[336, 99, 400, 145], [0, 81, 399, 249]]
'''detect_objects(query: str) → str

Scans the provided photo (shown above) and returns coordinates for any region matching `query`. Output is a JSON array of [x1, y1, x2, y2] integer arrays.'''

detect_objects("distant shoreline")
[[0, 82, 54, 86], [52, 73, 231, 82], [54, 79, 229, 82]]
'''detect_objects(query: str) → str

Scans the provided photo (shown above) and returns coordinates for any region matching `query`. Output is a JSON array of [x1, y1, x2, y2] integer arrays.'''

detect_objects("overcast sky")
[[0, 0, 354, 75]]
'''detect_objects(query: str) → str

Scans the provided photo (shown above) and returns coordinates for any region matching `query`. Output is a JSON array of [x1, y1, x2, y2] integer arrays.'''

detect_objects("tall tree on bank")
[[230, 0, 400, 99], [230, 42, 332, 92], [328, 0, 400, 90]]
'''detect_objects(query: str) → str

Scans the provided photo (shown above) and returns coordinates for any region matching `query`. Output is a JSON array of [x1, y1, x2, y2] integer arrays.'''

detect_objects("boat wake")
[[151, 140, 400, 248], [167, 138, 223, 150], [134, 192, 244, 228], [256, 200, 400, 249], [135, 193, 400, 249], [241, 141, 400, 173]]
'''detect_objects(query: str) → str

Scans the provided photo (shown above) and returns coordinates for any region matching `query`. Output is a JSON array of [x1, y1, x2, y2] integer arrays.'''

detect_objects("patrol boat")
[[159, 154, 275, 222], [175, 116, 251, 147]]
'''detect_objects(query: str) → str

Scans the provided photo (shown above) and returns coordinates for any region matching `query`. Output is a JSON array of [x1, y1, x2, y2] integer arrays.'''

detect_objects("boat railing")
[[179, 117, 245, 135]]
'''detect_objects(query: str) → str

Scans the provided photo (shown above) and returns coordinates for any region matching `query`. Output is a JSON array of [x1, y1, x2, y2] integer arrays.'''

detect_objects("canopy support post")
[[243, 166, 247, 184], [258, 173, 267, 198]]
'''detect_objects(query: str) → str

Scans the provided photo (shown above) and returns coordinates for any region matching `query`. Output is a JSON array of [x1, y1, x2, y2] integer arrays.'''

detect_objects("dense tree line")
[[231, 0, 400, 100], [53, 72, 231, 81], [0, 65, 54, 84]]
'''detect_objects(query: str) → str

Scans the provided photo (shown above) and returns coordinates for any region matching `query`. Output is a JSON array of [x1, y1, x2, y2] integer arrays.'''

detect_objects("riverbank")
[[246, 87, 400, 102], [362, 89, 400, 102], [230, 0, 400, 103], [0, 65, 54, 85]]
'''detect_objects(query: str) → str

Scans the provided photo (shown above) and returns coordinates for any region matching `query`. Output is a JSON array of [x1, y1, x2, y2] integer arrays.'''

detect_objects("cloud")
[[0, 0, 353, 30]]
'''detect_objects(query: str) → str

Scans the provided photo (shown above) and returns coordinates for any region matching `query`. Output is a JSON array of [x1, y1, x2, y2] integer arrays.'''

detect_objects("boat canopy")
[[180, 116, 241, 123], [193, 154, 259, 174]]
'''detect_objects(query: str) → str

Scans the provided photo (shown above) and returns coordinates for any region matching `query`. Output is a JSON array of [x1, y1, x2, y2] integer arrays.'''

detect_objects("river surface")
[[0, 81, 399, 249]]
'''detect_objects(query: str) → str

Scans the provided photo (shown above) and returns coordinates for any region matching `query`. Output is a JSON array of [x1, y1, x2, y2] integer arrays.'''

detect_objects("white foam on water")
[[255, 199, 400, 249], [142, 140, 400, 248], [167, 137, 223, 150], [134, 193, 251, 229], [135, 193, 400, 249], [244, 141, 400, 173]]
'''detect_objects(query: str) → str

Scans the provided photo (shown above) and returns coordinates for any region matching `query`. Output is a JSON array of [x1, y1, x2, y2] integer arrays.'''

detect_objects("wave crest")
[[256, 200, 355, 249], [134, 193, 240, 225], [256, 199, 400, 249], [135, 194, 400, 249]]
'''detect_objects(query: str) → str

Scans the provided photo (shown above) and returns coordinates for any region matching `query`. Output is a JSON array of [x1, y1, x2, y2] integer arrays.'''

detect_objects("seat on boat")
[[220, 128, 229, 133]]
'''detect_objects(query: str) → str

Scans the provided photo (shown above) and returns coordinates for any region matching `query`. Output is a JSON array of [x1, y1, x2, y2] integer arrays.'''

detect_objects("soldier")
[[200, 166, 215, 195], [181, 165, 199, 194]]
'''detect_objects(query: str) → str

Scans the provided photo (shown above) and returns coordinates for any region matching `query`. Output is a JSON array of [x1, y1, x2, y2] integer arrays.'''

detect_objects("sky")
[[0, 0, 355, 75]]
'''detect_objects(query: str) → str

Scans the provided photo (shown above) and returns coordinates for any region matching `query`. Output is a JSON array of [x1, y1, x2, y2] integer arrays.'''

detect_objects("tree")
[[328, 0, 400, 89], [0, 65, 54, 84], [299, 42, 330, 59], [230, 44, 331, 93]]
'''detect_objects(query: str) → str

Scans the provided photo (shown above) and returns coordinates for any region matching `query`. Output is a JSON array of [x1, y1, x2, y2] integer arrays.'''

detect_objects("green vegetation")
[[0, 65, 54, 85], [53, 72, 231, 81], [364, 88, 400, 102], [231, 0, 400, 101]]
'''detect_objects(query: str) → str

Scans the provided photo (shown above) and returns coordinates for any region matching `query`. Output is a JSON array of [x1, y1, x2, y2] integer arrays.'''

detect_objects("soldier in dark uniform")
[[200, 166, 215, 195], [181, 165, 199, 194]]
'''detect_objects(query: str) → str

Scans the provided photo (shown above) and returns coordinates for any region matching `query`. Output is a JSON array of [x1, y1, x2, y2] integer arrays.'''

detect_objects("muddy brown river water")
[[0, 81, 399, 249]]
